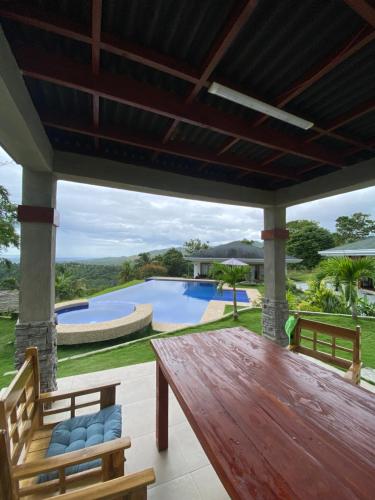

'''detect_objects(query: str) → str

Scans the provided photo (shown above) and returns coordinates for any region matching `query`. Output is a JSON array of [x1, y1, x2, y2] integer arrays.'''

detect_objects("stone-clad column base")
[[15, 320, 57, 392], [262, 298, 289, 346]]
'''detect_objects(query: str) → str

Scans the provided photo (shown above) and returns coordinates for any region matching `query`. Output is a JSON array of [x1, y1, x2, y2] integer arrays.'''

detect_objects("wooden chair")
[[288, 314, 361, 384], [0, 347, 155, 499]]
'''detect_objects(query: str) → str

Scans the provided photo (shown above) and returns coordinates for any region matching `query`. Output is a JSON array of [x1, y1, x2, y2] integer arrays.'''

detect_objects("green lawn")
[[1, 309, 375, 387], [288, 268, 316, 283]]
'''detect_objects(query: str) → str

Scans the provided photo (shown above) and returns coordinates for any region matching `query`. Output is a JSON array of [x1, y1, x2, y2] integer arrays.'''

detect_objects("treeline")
[[287, 212, 375, 269]]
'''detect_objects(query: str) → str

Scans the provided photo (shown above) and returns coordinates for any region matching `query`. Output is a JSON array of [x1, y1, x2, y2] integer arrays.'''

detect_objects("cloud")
[[1, 147, 375, 258]]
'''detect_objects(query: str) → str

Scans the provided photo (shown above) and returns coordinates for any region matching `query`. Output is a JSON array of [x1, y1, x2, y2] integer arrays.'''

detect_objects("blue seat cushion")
[[39, 404, 121, 483]]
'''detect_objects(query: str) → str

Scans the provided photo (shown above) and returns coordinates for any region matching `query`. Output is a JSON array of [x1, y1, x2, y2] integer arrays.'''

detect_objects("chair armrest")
[[13, 436, 131, 481], [45, 468, 156, 499], [39, 381, 121, 403]]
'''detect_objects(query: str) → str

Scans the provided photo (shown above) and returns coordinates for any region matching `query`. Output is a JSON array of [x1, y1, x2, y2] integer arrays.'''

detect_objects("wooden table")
[[151, 328, 375, 500]]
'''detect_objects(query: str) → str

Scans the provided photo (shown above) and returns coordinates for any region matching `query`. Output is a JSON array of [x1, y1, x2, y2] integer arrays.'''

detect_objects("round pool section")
[[57, 300, 135, 324]]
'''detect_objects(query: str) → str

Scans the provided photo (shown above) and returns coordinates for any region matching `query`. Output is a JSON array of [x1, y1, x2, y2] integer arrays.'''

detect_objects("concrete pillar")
[[261, 206, 289, 346], [15, 169, 58, 391]]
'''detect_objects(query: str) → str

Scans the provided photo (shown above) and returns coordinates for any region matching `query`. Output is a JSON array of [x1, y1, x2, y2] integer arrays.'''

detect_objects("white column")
[[15, 168, 58, 391], [262, 206, 289, 345]]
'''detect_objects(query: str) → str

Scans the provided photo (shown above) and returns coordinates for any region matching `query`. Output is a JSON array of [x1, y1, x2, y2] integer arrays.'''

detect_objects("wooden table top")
[[151, 327, 375, 500]]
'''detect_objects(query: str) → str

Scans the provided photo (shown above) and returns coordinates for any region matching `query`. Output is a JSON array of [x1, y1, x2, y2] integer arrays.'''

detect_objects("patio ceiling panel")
[[336, 111, 375, 143], [215, 0, 364, 99]]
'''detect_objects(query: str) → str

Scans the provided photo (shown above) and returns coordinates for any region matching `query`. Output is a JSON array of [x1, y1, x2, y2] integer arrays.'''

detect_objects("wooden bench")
[[288, 314, 361, 384], [0, 347, 155, 499]]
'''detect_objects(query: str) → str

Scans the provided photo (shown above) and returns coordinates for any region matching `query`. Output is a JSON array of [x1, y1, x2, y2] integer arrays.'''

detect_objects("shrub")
[[138, 263, 168, 279]]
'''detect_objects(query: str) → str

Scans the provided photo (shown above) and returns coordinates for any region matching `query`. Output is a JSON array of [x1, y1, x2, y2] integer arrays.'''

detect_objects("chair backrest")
[[291, 314, 361, 372], [0, 347, 40, 465]]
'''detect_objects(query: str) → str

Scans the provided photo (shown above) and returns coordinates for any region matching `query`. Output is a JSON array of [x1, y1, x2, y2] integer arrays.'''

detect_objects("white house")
[[185, 240, 301, 281]]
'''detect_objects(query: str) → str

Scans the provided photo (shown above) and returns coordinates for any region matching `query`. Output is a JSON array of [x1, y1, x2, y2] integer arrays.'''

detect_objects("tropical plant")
[[118, 261, 134, 283], [357, 296, 375, 317], [161, 248, 187, 277], [138, 263, 168, 279], [55, 269, 87, 301], [0, 185, 19, 262], [210, 262, 248, 319], [183, 238, 209, 255], [317, 257, 375, 318], [301, 280, 348, 314], [135, 252, 151, 267]]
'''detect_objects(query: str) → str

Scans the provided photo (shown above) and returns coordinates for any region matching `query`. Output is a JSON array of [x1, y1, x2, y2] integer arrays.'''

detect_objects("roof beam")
[[218, 26, 375, 153], [187, 0, 258, 103], [0, 3, 200, 83], [250, 98, 375, 177], [344, 0, 375, 27], [15, 46, 344, 166], [160, 0, 258, 146], [91, 0, 102, 150], [42, 115, 297, 180], [251, 26, 375, 128]]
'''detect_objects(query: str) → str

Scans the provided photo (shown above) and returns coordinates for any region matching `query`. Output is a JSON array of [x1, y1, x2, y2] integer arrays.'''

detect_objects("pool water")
[[57, 279, 249, 325]]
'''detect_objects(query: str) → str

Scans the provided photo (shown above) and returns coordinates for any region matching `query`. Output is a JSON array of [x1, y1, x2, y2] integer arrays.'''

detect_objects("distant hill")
[[73, 247, 184, 265]]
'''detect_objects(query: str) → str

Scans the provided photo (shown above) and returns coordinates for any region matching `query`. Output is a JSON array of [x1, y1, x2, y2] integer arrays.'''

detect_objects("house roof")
[[0, 0, 374, 193], [186, 240, 301, 262], [319, 236, 375, 256]]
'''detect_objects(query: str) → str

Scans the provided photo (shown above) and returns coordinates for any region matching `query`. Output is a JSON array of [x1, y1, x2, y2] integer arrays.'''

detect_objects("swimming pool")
[[57, 279, 249, 325]]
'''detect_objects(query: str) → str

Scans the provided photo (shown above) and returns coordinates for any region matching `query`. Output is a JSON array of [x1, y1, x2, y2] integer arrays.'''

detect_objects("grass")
[[288, 268, 317, 283], [2, 307, 375, 388], [88, 280, 143, 298]]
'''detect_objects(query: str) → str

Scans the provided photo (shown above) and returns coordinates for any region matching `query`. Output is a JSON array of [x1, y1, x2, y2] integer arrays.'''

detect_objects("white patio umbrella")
[[222, 258, 248, 266]]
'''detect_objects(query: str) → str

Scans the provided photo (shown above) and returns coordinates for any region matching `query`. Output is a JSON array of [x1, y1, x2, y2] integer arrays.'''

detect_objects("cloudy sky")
[[1, 146, 374, 259]]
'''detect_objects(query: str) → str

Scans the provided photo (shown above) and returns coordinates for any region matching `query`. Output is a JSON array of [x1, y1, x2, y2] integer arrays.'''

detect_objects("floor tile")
[[173, 421, 209, 470], [191, 465, 230, 500], [125, 431, 192, 487], [148, 474, 201, 500]]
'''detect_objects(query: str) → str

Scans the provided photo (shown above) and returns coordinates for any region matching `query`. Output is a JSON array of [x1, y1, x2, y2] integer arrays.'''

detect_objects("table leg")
[[156, 361, 168, 451]]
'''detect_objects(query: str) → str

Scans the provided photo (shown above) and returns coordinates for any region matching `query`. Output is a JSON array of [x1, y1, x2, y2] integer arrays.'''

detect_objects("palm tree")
[[318, 257, 375, 318], [210, 263, 248, 320], [119, 261, 133, 283]]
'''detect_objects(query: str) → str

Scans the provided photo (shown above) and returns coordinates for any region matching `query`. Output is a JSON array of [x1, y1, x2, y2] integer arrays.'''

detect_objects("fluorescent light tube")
[[208, 82, 314, 130]]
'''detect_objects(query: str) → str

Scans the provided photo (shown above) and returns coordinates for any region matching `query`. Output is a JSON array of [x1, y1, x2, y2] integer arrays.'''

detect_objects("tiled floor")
[[56, 362, 230, 500], [55, 359, 375, 499]]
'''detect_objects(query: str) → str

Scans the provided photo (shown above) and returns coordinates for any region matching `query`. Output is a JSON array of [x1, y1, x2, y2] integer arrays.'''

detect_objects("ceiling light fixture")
[[208, 82, 314, 130]]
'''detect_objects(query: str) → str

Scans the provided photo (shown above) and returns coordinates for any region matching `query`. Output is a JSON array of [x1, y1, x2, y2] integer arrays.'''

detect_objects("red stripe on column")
[[261, 229, 289, 240], [17, 205, 60, 226]]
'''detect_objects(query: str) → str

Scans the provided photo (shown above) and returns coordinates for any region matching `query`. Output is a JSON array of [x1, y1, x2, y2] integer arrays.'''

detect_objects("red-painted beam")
[[91, 0, 102, 150], [251, 26, 375, 128], [0, 3, 200, 84], [344, 0, 375, 27], [18, 205, 60, 226], [187, 0, 258, 103], [42, 115, 297, 180], [161, 1, 258, 149], [256, 99, 375, 172], [16, 47, 344, 167]]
